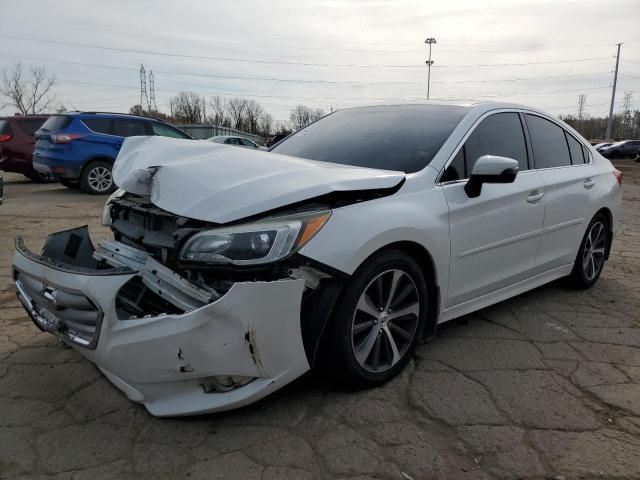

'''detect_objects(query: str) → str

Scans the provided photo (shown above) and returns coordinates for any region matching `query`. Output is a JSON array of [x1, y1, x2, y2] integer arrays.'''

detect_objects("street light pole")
[[425, 37, 437, 100]]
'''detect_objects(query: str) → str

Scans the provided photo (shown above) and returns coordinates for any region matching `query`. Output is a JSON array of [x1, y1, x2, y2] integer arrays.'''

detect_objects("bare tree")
[[258, 111, 273, 137], [244, 99, 264, 134], [0, 63, 56, 114], [169, 91, 205, 124], [227, 97, 248, 130], [208, 96, 229, 126], [289, 104, 325, 130]]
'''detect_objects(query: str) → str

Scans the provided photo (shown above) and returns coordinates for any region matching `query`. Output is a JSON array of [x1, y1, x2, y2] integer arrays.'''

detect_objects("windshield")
[[271, 104, 469, 173]]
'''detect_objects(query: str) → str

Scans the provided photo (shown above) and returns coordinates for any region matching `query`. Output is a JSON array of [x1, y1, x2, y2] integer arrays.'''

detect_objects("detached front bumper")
[[13, 228, 309, 416]]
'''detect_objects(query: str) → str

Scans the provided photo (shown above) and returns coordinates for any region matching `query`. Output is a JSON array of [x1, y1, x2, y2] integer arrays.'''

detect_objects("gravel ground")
[[0, 160, 639, 480]]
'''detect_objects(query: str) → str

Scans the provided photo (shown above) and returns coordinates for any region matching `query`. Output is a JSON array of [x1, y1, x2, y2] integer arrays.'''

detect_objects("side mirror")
[[464, 155, 519, 198]]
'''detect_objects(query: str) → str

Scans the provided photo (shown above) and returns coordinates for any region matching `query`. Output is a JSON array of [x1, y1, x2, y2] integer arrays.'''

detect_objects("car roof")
[[57, 111, 167, 123]]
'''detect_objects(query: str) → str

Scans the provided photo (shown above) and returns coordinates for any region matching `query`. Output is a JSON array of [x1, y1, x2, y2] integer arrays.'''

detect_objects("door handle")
[[527, 191, 544, 203], [583, 178, 595, 189]]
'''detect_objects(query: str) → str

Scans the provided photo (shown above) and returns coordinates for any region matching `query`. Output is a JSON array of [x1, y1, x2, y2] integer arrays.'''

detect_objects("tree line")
[[560, 111, 640, 141], [131, 91, 327, 138]]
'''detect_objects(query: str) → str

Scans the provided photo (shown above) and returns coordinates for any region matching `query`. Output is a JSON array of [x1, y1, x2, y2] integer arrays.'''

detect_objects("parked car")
[[13, 102, 621, 416], [593, 142, 612, 151], [33, 112, 192, 194], [207, 135, 264, 150], [599, 140, 640, 158], [0, 115, 50, 182]]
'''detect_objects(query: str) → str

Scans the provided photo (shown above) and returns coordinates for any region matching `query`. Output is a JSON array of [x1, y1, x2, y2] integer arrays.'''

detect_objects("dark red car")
[[0, 115, 50, 181]]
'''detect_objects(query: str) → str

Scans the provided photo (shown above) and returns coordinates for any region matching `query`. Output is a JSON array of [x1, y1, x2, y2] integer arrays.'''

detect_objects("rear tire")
[[568, 213, 610, 289], [324, 249, 429, 387], [80, 160, 115, 195]]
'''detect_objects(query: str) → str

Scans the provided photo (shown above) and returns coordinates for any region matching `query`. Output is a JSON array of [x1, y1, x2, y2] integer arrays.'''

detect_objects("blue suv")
[[33, 112, 192, 194]]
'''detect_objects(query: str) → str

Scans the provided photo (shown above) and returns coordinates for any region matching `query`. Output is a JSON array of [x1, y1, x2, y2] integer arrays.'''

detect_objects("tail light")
[[613, 168, 623, 186], [51, 133, 84, 144], [0, 134, 12, 143]]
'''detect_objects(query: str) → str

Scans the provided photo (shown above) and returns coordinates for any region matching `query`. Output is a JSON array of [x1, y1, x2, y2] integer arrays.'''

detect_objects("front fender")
[[299, 185, 450, 296]]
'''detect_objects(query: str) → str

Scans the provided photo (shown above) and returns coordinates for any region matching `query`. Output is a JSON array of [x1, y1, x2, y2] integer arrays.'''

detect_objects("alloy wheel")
[[582, 221, 606, 281], [87, 166, 113, 193], [351, 269, 420, 373]]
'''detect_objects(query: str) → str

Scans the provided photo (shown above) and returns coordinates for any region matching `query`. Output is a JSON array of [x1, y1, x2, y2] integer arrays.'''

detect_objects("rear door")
[[524, 114, 593, 271], [443, 111, 546, 307]]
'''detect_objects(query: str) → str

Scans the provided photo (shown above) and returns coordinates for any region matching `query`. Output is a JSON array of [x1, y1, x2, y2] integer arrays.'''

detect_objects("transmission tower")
[[139, 64, 150, 111], [577, 94, 586, 130], [622, 91, 633, 137], [149, 70, 157, 112]]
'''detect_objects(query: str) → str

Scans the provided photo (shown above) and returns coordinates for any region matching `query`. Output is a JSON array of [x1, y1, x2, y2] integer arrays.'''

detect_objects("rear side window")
[[565, 133, 585, 164], [0, 119, 11, 135], [83, 118, 112, 135], [525, 114, 572, 169], [225, 138, 240, 145], [40, 115, 72, 131], [151, 123, 190, 139], [113, 119, 147, 137], [17, 118, 46, 135], [441, 112, 528, 182], [239, 138, 257, 147]]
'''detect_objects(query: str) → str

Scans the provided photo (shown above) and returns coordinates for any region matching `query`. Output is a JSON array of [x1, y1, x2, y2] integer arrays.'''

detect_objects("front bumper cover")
[[13, 228, 310, 416]]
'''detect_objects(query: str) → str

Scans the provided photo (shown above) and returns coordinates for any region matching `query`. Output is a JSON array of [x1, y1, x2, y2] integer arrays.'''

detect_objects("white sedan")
[[13, 102, 621, 416]]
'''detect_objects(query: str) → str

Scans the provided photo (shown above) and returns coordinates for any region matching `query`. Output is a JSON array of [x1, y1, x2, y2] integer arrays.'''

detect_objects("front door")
[[442, 112, 545, 307]]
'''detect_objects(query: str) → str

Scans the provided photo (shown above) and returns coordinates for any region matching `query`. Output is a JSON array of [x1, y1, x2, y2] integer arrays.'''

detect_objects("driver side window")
[[442, 112, 529, 182]]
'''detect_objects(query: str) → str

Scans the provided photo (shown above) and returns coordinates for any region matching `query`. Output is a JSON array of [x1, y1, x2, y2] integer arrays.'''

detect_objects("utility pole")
[[425, 37, 437, 100], [606, 43, 622, 140]]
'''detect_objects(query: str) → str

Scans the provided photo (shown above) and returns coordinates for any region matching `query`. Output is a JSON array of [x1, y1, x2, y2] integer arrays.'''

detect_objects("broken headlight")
[[179, 211, 330, 265]]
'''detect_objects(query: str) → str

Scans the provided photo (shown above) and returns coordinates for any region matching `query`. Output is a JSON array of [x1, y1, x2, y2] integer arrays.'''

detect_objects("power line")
[[0, 53, 614, 88], [55, 77, 613, 103], [0, 34, 613, 70]]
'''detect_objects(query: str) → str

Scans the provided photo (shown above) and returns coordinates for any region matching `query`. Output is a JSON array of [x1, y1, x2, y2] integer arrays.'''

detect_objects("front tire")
[[80, 160, 115, 195], [325, 250, 429, 386], [568, 213, 609, 289]]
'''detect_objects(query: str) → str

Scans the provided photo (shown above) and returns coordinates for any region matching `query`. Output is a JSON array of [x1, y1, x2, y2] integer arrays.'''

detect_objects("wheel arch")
[[592, 207, 613, 260], [80, 155, 115, 176]]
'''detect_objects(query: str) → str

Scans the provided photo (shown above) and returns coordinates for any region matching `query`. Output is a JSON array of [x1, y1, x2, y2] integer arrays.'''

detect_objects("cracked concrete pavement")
[[0, 159, 639, 479]]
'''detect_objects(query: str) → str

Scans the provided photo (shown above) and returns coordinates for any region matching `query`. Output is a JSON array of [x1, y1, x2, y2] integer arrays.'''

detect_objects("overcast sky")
[[1, 0, 639, 125]]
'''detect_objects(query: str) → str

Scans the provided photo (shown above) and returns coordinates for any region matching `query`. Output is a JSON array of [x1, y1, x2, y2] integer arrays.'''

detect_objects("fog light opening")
[[201, 375, 255, 393]]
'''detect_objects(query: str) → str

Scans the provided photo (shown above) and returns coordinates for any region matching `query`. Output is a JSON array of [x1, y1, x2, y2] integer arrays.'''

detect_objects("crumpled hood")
[[112, 136, 405, 224]]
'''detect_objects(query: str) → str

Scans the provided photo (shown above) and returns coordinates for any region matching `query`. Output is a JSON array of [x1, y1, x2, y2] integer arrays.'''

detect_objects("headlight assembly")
[[179, 210, 331, 265]]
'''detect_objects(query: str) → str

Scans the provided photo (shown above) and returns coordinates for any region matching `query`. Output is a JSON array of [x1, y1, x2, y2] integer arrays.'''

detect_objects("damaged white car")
[[13, 103, 621, 416]]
